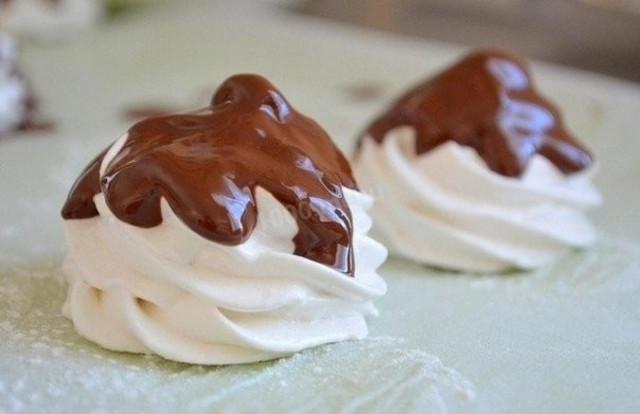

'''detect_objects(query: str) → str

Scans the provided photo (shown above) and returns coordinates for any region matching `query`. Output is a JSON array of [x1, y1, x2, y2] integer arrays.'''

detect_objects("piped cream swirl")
[[62, 135, 387, 364], [354, 127, 601, 272]]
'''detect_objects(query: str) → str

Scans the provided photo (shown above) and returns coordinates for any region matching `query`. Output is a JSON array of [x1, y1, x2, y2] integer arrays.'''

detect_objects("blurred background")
[[1, 0, 639, 82], [292, 0, 640, 82], [2, 0, 637, 81]]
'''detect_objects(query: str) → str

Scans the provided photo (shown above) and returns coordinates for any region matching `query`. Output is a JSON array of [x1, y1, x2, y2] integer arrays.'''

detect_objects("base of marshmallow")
[[62, 264, 374, 365], [354, 129, 601, 273], [61, 178, 387, 364]]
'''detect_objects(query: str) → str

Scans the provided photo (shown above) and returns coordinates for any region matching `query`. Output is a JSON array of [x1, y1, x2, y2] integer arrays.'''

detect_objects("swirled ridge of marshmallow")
[[354, 127, 602, 273], [61, 135, 387, 365]]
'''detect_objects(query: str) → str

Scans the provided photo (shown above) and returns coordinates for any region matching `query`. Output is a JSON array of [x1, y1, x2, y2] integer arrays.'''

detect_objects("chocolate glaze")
[[359, 50, 593, 177], [62, 74, 358, 276]]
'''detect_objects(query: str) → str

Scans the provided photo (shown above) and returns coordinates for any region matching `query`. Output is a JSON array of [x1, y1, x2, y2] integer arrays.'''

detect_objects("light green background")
[[1, 1, 639, 412]]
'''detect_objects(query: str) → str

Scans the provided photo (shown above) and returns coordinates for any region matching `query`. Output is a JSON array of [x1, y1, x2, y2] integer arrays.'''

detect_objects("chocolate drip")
[[359, 50, 593, 177], [62, 75, 358, 276], [61, 148, 107, 219]]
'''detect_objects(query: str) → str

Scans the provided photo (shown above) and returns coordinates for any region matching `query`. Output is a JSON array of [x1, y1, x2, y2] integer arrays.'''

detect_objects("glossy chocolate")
[[359, 50, 593, 177], [62, 75, 358, 275]]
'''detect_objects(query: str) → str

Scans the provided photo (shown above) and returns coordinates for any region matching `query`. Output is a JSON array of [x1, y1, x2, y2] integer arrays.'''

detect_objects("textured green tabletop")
[[1, 1, 639, 412]]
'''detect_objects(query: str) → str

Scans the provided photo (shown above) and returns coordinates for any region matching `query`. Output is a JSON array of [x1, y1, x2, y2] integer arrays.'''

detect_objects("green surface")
[[1, 0, 640, 412]]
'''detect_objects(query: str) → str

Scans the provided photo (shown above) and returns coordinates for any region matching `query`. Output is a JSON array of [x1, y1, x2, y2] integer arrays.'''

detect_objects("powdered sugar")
[[0, 262, 473, 413]]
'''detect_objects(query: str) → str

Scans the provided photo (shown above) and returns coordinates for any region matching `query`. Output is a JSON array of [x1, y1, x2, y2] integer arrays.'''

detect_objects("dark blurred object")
[[105, 0, 154, 18], [122, 104, 179, 122], [0, 33, 53, 136], [291, 0, 640, 83]]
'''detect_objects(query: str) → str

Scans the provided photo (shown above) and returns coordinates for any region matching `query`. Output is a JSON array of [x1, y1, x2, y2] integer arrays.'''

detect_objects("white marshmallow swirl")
[[354, 127, 602, 273], [62, 135, 388, 364]]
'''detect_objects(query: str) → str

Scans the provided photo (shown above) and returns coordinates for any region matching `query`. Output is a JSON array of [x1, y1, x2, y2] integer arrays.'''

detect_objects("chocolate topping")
[[359, 50, 593, 177], [62, 74, 358, 276]]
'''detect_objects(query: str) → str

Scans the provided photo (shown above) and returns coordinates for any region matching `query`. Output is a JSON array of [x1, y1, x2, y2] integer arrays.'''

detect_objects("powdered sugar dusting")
[[0, 262, 473, 413], [466, 235, 639, 299], [187, 336, 475, 413]]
